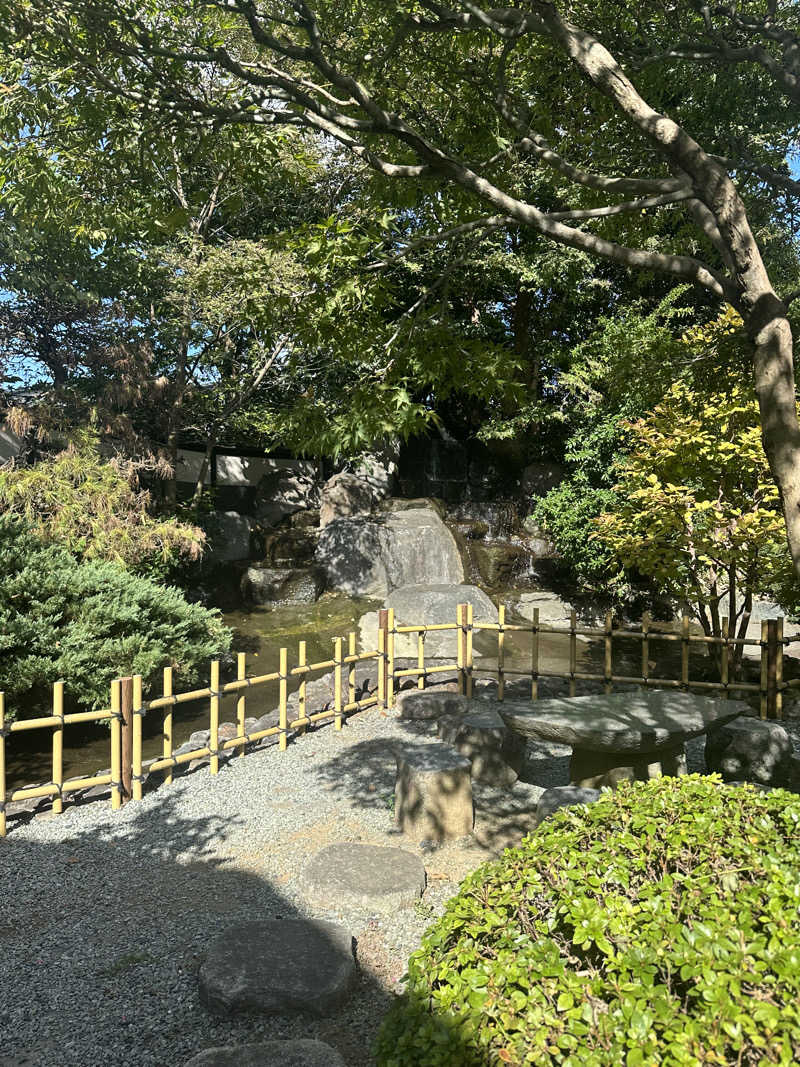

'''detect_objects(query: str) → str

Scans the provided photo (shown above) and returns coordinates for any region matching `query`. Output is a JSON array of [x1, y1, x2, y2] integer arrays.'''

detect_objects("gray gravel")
[[2, 687, 798, 1067]]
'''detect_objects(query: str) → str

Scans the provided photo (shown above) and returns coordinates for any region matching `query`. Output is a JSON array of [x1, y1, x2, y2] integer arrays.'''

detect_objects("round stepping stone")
[[184, 1041, 346, 1067], [298, 843, 426, 913], [198, 919, 356, 1017], [535, 785, 601, 825]]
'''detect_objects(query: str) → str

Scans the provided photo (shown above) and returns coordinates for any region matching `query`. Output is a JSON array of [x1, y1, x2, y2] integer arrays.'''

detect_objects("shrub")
[[375, 776, 800, 1067], [0, 437, 204, 580], [0, 518, 231, 718]]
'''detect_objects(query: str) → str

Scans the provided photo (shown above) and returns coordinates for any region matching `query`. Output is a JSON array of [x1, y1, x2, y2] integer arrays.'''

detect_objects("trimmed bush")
[[0, 518, 230, 718], [375, 776, 800, 1066]]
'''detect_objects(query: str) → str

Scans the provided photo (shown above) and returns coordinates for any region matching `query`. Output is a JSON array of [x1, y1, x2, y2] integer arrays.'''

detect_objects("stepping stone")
[[706, 717, 794, 786], [298, 843, 426, 913], [536, 786, 601, 825], [396, 690, 472, 721], [395, 742, 473, 843], [184, 1041, 346, 1067], [438, 708, 526, 786], [198, 919, 356, 1017]]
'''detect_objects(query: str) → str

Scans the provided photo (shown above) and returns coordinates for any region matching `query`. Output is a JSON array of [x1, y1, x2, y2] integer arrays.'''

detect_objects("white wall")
[[175, 448, 317, 486], [0, 426, 23, 464]]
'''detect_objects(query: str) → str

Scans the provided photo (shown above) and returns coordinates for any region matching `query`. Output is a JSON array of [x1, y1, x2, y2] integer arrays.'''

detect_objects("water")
[[6, 595, 377, 791]]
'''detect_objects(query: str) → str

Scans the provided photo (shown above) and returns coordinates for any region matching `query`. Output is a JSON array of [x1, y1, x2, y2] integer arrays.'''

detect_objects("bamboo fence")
[[1, 604, 796, 837]]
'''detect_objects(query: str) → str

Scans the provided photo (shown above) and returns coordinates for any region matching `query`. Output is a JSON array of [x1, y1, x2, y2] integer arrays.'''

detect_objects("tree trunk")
[[745, 297, 800, 574], [192, 439, 214, 504]]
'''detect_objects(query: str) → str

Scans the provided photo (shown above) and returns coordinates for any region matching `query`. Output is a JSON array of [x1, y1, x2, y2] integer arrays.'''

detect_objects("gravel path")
[[2, 685, 798, 1067]]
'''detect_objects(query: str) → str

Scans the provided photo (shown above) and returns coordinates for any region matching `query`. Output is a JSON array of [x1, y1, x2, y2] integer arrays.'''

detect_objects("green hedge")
[[376, 776, 800, 1066], [0, 518, 230, 718]]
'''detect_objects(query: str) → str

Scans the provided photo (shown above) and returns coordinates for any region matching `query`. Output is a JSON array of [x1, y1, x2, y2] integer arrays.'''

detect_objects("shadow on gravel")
[[0, 790, 404, 1067]]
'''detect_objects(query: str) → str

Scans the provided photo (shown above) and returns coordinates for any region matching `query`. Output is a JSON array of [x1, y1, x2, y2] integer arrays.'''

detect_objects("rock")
[[184, 1040, 346, 1067], [512, 591, 580, 629], [570, 743, 688, 789], [535, 785, 601, 824], [316, 508, 464, 597], [788, 753, 800, 792], [198, 919, 356, 1017], [471, 542, 528, 588], [359, 583, 496, 659], [382, 496, 445, 519], [254, 470, 319, 528], [352, 443, 399, 502], [705, 717, 794, 786], [438, 708, 526, 786], [241, 566, 323, 605], [208, 511, 254, 562], [395, 742, 474, 843], [298, 843, 426, 913], [396, 690, 472, 721], [262, 528, 318, 567], [319, 471, 378, 527], [519, 523, 558, 559]]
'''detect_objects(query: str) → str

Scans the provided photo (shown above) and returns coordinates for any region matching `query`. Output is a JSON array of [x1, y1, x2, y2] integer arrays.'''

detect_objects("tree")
[[6, 2, 800, 566], [594, 352, 792, 658]]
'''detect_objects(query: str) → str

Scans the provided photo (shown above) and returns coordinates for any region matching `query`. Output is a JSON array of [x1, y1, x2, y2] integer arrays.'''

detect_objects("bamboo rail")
[[1, 602, 796, 837]]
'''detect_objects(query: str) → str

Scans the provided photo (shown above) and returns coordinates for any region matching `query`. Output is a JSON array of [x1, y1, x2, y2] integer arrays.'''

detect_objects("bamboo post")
[[760, 620, 769, 719], [457, 603, 466, 695], [210, 660, 220, 773], [349, 631, 357, 705], [767, 619, 779, 719], [417, 629, 425, 690], [387, 608, 395, 708], [120, 676, 133, 804], [377, 628, 386, 710], [604, 613, 613, 695], [236, 653, 247, 754], [334, 638, 343, 731], [132, 675, 143, 802], [110, 680, 122, 811], [681, 612, 690, 690], [641, 611, 651, 687], [0, 691, 6, 838], [531, 607, 539, 701], [569, 610, 577, 697], [163, 666, 174, 784], [52, 680, 64, 815], [378, 609, 389, 708], [279, 648, 289, 749], [776, 617, 784, 720], [720, 618, 729, 696], [298, 641, 308, 732], [497, 602, 505, 702], [466, 602, 474, 700]]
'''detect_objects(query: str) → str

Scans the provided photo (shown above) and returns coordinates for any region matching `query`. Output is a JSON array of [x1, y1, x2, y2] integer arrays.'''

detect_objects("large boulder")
[[706, 717, 794, 786], [317, 508, 464, 597], [254, 469, 319, 528], [512, 590, 579, 629], [198, 919, 356, 1017], [184, 1041, 346, 1067], [359, 584, 497, 658], [208, 511, 255, 562], [319, 471, 377, 528]]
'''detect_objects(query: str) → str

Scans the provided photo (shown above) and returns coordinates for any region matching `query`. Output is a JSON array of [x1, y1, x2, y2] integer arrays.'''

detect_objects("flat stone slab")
[[536, 786, 602, 824], [298, 843, 426, 913], [438, 708, 526, 786], [706, 717, 794, 786], [499, 691, 747, 753], [198, 919, 356, 1017], [184, 1042, 346, 1067]]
